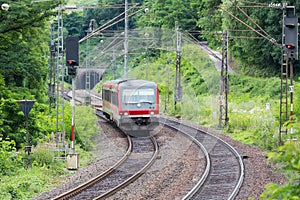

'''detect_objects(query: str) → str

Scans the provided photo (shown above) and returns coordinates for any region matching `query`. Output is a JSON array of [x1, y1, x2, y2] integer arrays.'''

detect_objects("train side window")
[[103, 89, 111, 102], [103, 89, 106, 100], [103, 89, 107, 101], [108, 90, 111, 102], [112, 92, 118, 105]]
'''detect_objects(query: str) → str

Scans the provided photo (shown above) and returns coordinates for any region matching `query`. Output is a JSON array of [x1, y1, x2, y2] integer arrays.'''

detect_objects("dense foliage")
[[0, 0, 299, 199], [261, 129, 300, 199], [0, 0, 62, 149], [135, 0, 300, 76]]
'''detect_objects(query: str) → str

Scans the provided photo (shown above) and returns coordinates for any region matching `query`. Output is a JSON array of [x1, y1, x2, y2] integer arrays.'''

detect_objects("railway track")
[[161, 116, 244, 200], [64, 93, 243, 199], [52, 136, 158, 200]]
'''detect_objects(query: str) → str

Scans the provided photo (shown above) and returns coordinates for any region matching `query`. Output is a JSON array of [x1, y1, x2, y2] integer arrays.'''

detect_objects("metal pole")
[[290, 61, 293, 122], [289, 61, 294, 137], [25, 114, 30, 168], [225, 31, 229, 126], [56, 4, 66, 154], [219, 30, 229, 129], [49, 24, 56, 108], [71, 77, 75, 153], [174, 22, 182, 111], [25, 115, 29, 148]]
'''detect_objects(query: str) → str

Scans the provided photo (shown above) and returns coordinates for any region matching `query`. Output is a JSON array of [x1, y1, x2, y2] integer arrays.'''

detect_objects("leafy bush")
[[294, 78, 300, 119], [30, 145, 55, 167], [229, 74, 280, 100], [228, 104, 278, 150], [0, 165, 65, 200], [0, 139, 23, 176], [261, 123, 300, 199], [75, 105, 99, 151]]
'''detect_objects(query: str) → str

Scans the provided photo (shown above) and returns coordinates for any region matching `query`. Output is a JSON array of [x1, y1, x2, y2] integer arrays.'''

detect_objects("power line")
[[235, 5, 274, 42], [218, 6, 280, 47], [79, 3, 143, 43]]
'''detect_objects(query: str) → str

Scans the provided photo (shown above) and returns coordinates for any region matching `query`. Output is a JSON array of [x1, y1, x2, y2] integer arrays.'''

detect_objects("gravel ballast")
[[32, 118, 286, 200]]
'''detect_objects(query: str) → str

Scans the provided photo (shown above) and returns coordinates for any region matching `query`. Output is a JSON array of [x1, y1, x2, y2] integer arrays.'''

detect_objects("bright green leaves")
[[0, 139, 23, 176], [261, 128, 300, 199]]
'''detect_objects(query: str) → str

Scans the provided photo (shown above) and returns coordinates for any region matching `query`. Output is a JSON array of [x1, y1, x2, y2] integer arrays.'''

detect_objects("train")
[[102, 79, 160, 137]]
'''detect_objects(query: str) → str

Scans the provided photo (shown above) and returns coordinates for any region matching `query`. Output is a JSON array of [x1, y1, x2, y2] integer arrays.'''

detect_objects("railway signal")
[[66, 36, 79, 66], [67, 60, 77, 66], [66, 37, 79, 77], [284, 6, 298, 60]]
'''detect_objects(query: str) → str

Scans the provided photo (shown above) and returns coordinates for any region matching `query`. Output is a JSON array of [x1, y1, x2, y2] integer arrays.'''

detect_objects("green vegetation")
[[261, 128, 300, 200], [0, 0, 299, 199], [0, 137, 64, 199]]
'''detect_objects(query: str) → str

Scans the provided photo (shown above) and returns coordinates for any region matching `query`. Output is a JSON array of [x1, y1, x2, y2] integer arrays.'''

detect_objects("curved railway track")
[[52, 131, 159, 200], [161, 116, 244, 200], [63, 92, 243, 199], [52, 134, 131, 200]]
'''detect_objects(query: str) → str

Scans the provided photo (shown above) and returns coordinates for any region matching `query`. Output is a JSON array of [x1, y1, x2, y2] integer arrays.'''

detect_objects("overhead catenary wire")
[[91, 39, 124, 63], [218, 6, 281, 47], [234, 5, 274, 42], [79, 3, 142, 43]]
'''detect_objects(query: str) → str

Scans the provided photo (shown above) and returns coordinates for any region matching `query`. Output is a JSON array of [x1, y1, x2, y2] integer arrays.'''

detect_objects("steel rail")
[[222, 137, 245, 200], [51, 135, 132, 200], [161, 116, 244, 200], [94, 136, 159, 199], [160, 119, 211, 199]]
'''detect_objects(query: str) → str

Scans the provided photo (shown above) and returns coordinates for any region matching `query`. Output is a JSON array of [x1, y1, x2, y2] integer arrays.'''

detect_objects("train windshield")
[[121, 87, 157, 110]]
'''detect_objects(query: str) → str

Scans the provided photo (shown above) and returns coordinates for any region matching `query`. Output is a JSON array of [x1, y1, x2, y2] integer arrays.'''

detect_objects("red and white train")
[[102, 79, 160, 137]]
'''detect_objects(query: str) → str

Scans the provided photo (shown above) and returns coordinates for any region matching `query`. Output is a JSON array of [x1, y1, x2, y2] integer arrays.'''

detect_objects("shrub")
[[261, 123, 300, 199], [0, 139, 23, 176]]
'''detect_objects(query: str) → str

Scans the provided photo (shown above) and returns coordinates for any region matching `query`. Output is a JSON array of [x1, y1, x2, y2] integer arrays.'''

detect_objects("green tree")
[[0, 139, 23, 176], [261, 130, 300, 199], [197, 0, 223, 46], [0, 0, 59, 96], [136, 0, 200, 30], [0, 0, 60, 148]]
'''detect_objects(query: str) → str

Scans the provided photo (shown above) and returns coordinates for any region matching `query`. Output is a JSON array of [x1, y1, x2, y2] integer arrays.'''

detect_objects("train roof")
[[103, 79, 157, 88]]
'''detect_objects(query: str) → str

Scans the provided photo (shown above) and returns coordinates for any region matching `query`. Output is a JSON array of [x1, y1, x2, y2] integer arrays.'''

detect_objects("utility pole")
[[174, 22, 182, 111], [219, 30, 229, 129], [85, 19, 96, 105], [48, 24, 56, 109], [55, 4, 66, 159]]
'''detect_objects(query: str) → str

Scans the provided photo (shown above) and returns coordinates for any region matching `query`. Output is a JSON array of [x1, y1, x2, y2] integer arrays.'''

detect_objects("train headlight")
[[124, 112, 128, 116], [150, 111, 154, 115]]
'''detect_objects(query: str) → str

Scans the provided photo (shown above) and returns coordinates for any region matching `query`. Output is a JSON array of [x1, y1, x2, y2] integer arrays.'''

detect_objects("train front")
[[118, 80, 160, 137]]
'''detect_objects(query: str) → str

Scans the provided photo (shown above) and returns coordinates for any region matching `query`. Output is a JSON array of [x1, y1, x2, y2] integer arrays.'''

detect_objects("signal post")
[[66, 36, 80, 169], [279, 5, 298, 144]]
